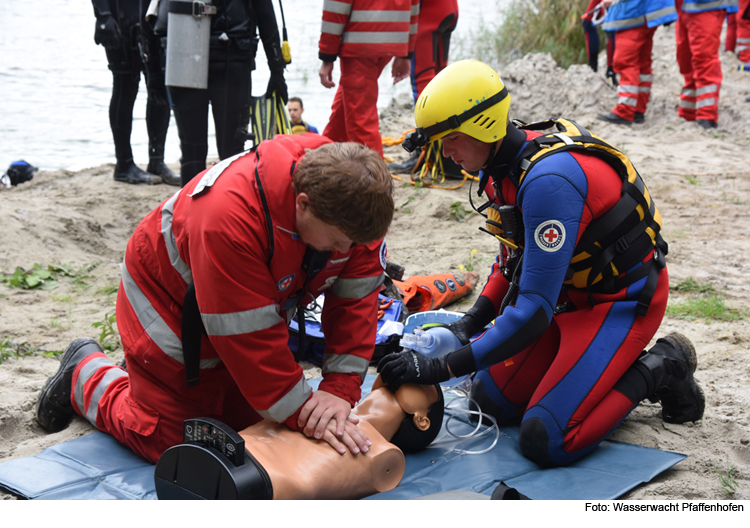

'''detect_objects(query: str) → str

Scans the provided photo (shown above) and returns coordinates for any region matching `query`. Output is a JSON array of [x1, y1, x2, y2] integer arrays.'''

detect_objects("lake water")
[[0, 0, 506, 172]]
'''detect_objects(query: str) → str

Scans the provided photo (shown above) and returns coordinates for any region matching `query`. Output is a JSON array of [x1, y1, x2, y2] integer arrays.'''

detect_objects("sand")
[[1, 26, 749, 500]]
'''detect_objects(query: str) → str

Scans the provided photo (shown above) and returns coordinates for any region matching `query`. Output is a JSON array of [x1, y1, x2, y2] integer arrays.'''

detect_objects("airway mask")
[[1, 160, 37, 187]]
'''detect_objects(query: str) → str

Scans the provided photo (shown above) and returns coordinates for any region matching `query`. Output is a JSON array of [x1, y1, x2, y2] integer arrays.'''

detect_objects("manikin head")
[[372, 376, 445, 453]]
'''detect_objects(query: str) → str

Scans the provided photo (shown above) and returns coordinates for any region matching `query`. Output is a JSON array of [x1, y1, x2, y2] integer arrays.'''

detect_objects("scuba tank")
[[165, 0, 217, 89]]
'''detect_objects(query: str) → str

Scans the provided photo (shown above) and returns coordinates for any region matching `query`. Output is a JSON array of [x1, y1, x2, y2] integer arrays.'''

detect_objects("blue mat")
[[0, 375, 685, 500]]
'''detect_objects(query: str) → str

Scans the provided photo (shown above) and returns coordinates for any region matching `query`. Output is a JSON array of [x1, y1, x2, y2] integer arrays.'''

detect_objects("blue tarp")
[[0, 375, 685, 500]]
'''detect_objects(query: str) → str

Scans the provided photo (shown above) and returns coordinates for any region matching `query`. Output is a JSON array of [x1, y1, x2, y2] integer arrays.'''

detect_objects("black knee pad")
[[518, 417, 555, 468]]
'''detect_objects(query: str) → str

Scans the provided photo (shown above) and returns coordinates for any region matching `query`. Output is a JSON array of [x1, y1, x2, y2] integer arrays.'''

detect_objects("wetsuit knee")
[[518, 416, 555, 468], [469, 370, 522, 425]]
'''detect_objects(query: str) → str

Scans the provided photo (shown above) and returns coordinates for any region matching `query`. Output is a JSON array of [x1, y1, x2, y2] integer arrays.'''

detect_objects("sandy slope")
[[1, 26, 749, 499]]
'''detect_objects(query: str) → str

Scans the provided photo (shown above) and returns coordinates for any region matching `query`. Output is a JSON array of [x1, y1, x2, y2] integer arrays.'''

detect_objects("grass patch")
[[667, 277, 746, 322], [454, 0, 592, 69], [0, 263, 99, 291], [712, 462, 741, 495], [0, 338, 62, 365], [683, 174, 699, 185]]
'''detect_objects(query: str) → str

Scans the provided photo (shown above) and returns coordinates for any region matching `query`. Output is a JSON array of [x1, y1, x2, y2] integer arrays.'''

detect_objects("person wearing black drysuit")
[[91, 0, 179, 185], [154, 0, 288, 186]]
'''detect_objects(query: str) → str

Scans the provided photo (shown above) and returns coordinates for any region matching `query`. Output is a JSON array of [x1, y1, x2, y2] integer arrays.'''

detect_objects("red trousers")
[[738, 0, 750, 62], [611, 24, 657, 121], [69, 284, 262, 464], [323, 55, 391, 157], [675, 1, 724, 122]]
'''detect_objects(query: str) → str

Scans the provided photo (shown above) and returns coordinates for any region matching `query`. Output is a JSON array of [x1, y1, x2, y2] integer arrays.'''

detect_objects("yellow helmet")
[[403, 60, 511, 151]]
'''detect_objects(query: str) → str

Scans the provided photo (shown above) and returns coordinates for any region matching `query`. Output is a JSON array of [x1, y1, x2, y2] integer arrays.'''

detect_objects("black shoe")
[[147, 159, 180, 186], [36, 338, 104, 433], [114, 161, 163, 185], [633, 112, 645, 124], [745, 96, 750, 103], [596, 112, 632, 126], [388, 150, 421, 174], [646, 332, 705, 424], [696, 119, 718, 129]]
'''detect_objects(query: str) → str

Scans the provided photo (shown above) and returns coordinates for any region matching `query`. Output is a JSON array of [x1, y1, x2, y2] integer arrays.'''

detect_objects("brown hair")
[[288, 96, 303, 108], [293, 142, 394, 244]]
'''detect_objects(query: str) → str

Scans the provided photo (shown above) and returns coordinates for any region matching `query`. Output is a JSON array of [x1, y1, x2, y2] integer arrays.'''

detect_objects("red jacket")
[[120, 134, 384, 431], [319, 0, 419, 61]]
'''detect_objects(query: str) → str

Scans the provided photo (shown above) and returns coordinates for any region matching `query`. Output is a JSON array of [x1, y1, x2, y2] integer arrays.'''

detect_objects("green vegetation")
[[0, 338, 62, 365], [667, 277, 746, 322], [712, 462, 741, 495], [0, 263, 99, 291], [459, 248, 480, 272], [449, 201, 471, 222], [92, 312, 120, 354], [683, 174, 699, 185], [455, 0, 592, 69]]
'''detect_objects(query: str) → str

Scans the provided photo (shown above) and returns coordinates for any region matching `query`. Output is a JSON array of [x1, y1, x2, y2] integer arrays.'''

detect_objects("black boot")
[[696, 119, 718, 130], [36, 338, 105, 433], [147, 158, 180, 186], [641, 332, 705, 423], [388, 149, 421, 174], [596, 112, 632, 126], [633, 112, 645, 124], [114, 160, 162, 185]]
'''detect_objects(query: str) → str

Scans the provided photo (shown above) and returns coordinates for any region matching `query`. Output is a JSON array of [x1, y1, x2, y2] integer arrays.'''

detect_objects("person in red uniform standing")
[[388, 0, 459, 174], [737, 0, 750, 61], [318, 0, 420, 158], [35, 135, 395, 464], [675, 0, 739, 129], [596, 0, 677, 126]]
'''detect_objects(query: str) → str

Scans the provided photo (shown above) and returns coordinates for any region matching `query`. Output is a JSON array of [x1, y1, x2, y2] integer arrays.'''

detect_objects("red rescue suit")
[[738, 0, 750, 61], [70, 134, 385, 463], [609, 24, 658, 121], [319, 0, 419, 156], [411, 0, 459, 98], [675, 0, 728, 122]]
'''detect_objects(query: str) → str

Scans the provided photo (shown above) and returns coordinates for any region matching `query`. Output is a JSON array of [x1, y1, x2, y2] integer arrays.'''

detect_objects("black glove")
[[443, 295, 496, 345], [265, 70, 288, 103], [377, 350, 450, 391], [94, 15, 121, 49]]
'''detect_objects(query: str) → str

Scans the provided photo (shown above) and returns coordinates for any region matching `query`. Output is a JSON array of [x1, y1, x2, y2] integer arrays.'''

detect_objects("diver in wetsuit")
[[91, 0, 179, 185]]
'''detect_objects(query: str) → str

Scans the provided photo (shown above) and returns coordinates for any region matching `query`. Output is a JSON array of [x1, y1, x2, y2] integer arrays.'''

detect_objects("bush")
[[456, 0, 595, 69]]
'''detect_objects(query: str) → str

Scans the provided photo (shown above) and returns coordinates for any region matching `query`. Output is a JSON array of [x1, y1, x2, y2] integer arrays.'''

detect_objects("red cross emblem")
[[544, 229, 558, 243], [535, 220, 566, 252]]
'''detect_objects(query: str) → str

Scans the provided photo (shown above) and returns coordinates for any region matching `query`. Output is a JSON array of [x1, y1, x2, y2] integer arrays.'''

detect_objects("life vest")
[[489, 117, 668, 316]]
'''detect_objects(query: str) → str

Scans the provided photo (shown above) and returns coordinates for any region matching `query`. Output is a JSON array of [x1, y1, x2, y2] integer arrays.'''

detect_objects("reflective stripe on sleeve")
[[350, 10, 411, 22], [322, 21, 346, 35], [256, 375, 312, 423], [161, 190, 193, 284], [342, 32, 410, 44], [330, 273, 384, 298], [322, 353, 369, 383], [323, 0, 353, 15], [201, 305, 284, 336]]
